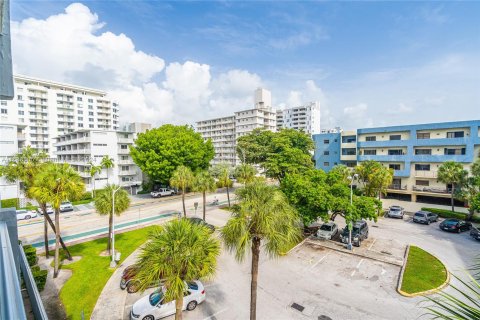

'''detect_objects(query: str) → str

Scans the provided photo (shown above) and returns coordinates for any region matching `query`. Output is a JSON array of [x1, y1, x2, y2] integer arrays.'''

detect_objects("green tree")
[[94, 184, 131, 254], [101, 155, 115, 184], [460, 159, 480, 221], [237, 128, 314, 182], [193, 170, 216, 221], [355, 160, 383, 197], [233, 163, 257, 186], [134, 219, 221, 320], [212, 164, 232, 207], [221, 181, 301, 320], [30, 163, 85, 278], [130, 125, 214, 184], [88, 161, 102, 198], [438, 161, 468, 212], [326, 164, 352, 185], [170, 166, 194, 217]]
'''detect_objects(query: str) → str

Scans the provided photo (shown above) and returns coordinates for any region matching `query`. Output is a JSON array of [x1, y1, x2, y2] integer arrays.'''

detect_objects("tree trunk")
[[44, 212, 71, 260], [54, 209, 60, 278], [250, 237, 261, 320], [92, 177, 95, 198], [202, 191, 206, 221], [175, 295, 184, 320], [467, 208, 474, 221], [182, 192, 186, 218], [107, 213, 113, 254], [226, 186, 231, 207], [43, 206, 49, 259], [451, 183, 455, 212]]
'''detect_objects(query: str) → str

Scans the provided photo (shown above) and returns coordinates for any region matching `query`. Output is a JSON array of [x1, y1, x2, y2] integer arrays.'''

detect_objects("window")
[[121, 166, 129, 171], [416, 180, 429, 186], [78, 110, 83, 114], [89, 124, 94, 128], [17, 95, 23, 100], [89, 118, 94, 122], [447, 131, 464, 138], [364, 149, 377, 155], [323, 162, 329, 167], [120, 144, 128, 149], [1, 101, 6, 106], [444, 148, 466, 155], [365, 136, 376, 141], [415, 164, 430, 171], [389, 164, 401, 170], [323, 139, 329, 144], [18, 103, 24, 108], [18, 110, 24, 115], [415, 149, 432, 155], [77, 97, 82, 101], [417, 132, 430, 139], [388, 149, 403, 155], [88, 111, 94, 116], [78, 117, 83, 121], [323, 151, 329, 155], [88, 105, 93, 110], [342, 136, 356, 143], [88, 98, 93, 103], [78, 123, 83, 128], [342, 148, 356, 155], [389, 135, 401, 140], [1, 108, 7, 114]]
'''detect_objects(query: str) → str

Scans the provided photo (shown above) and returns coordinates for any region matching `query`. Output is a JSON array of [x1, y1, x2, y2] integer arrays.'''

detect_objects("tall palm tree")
[[221, 181, 301, 320], [134, 219, 221, 320], [88, 161, 102, 198], [30, 163, 85, 278], [170, 166, 194, 217], [438, 161, 468, 212], [94, 184, 131, 254], [101, 155, 115, 184], [214, 164, 232, 207], [234, 163, 257, 186], [193, 170, 216, 221]]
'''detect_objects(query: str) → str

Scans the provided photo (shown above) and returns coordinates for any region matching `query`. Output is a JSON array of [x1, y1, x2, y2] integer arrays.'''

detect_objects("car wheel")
[[142, 315, 154, 320], [365, 232, 369, 239], [457, 228, 461, 233], [427, 220, 430, 225], [25, 215, 31, 220], [186, 300, 197, 311], [126, 282, 138, 293]]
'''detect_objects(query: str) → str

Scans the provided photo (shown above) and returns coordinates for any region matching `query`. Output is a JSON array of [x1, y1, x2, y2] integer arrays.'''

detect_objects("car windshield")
[[187, 282, 198, 290], [414, 212, 424, 217], [320, 225, 332, 231], [149, 291, 164, 306], [390, 208, 401, 211], [444, 220, 458, 226], [17, 210, 27, 214], [61, 202, 70, 205]]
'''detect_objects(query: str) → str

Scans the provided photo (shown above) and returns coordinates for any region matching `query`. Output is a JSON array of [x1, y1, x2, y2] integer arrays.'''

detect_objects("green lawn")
[[71, 199, 93, 205], [400, 245, 447, 294], [53, 226, 155, 319]]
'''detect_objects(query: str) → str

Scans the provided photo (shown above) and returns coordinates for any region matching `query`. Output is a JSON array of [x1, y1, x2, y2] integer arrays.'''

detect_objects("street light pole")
[[110, 185, 122, 268], [347, 173, 359, 250]]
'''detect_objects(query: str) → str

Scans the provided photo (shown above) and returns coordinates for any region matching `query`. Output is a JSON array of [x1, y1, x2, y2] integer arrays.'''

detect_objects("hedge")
[[23, 245, 38, 267], [421, 207, 480, 223], [32, 269, 48, 291], [1, 198, 19, 209]]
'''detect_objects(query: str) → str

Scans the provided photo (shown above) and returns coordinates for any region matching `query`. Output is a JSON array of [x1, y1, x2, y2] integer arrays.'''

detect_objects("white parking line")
[[367, 239, 377, 251], [310, 252, 331, 270], [351, 258, 364, 277], [203, 308, 228, 320]]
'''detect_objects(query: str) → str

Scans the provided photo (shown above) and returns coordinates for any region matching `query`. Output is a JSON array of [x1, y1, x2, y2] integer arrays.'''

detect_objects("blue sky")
[[10, 1, 480, 129]]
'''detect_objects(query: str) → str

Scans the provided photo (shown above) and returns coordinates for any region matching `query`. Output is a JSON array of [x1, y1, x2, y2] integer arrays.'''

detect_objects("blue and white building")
[[313, 120, 480, 202]]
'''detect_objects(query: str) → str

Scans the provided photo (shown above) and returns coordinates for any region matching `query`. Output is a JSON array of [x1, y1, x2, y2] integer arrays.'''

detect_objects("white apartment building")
[[54, 129, 143, 194], [196, 88, 276, 166], [0, 75, 119, 156], [276, 101, 321, 135], [0, 123, 23, 199]]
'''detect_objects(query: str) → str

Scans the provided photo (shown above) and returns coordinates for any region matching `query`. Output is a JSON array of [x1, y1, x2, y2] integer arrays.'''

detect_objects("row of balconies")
[[388, 184, 450, 194]]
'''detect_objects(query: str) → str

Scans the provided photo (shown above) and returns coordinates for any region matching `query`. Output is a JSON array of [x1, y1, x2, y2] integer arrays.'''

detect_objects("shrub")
[[32, 269, 48, 291], [80, 191, 92, 200], [23, 245, 37, 267], [1, 198, 19, 209], [421, 207, 480, 223]]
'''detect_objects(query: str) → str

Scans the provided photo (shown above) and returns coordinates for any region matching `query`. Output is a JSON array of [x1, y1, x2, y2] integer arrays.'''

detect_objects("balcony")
[[119, 180, 142, 186], [414, 170, 438, 178], [118, 159, 134, 165], [55, 149, 91, 155], [118, 149, 130, 155], [388, 185, 407, 190], [412, 186, 449, 194], [118, 170, 137, 176], [358, 154, 406, 162], [117, 138, 133, 144]]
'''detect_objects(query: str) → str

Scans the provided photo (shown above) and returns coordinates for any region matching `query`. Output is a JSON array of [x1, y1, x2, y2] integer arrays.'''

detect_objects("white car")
[[16, 209, 37, 220], [130, 281, 205, 320], [316, 222, 338, 240], [150, 188, 176, 198], [60, 201, 74, 212], [37, 205, 54, 215], [387, 206, 405, 219]]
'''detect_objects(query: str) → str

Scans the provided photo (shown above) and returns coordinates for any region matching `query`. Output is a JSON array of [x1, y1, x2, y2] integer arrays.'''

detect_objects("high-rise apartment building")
[[276, 101, 321, 135], [0, 75, 119, 155], [196, 88, 276, 166], [313, 120, 480, 202]]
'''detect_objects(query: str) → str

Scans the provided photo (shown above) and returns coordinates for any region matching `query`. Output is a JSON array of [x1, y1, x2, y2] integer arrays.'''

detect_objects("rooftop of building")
[[14, 74, 107, 96]]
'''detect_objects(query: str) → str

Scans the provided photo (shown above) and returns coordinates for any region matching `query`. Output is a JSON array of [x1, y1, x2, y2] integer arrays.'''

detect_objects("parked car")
[[470, 227, 480, 241], [60, 201, 74, 212], [16, 209, 37, 220], [316, 222, 338, 240], [187, 217, 215, 232], [340, 220, 369, 247], [120, 265, 164, 293], [37, 205, 54, 215], [150, 188, 176, 198], [412, 211, 438, 225], [130, 281, 205, 320], [439, 219, 472, 233], [387, 206, 405, 219]]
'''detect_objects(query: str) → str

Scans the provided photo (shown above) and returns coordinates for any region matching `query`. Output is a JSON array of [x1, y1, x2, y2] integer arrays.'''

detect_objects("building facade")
[[276, 102, 321, 135], [54, 129, 143, 193], [196, 88, 276, 167], [313, 120, 480, 202]]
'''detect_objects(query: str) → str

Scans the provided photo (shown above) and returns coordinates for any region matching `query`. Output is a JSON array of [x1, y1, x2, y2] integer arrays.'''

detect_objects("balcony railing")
[[412, 186, 449, 194], [414, 170, 438, 178], [388, 185, 408, 190]]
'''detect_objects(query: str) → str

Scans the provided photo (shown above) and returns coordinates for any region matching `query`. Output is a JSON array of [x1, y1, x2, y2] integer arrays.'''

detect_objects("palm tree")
[[88, 161, 102, 198], [134, 219, 221, 320], [30, 163, 85, 278], [213, 164, 232, 207], [170, 166, 194, 217], [438, 161, 468, 212], [94, 184, 131, 254], [234, 163, 257, 186], [101, 155, 115, 184], [193, 170, 216, 221], [221, 181, 301, 320]]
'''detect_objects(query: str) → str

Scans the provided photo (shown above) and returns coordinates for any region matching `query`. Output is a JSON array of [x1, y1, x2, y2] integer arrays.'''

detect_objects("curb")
[[396, 245, 450, 297]]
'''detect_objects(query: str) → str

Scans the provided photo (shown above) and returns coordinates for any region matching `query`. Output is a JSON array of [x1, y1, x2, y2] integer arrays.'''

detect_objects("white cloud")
[[342, 103, 373, 129]]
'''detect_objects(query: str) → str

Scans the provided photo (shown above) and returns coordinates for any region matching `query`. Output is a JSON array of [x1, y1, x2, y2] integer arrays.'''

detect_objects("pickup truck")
[[150, 188, 176, 198]]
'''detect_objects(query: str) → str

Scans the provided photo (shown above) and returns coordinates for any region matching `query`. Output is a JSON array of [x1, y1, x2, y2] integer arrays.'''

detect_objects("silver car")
[[60, 201, 74, 212], [316, 222, 338, 240], [387, 206, 404, 219], [413, 211, 438, 225]]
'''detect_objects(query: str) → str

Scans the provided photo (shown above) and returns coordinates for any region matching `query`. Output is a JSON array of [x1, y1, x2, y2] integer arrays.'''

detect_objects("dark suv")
[[340, 220, 369, 247]]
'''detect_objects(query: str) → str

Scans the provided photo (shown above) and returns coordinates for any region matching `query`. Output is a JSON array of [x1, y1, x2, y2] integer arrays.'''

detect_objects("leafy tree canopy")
[[130, 125, 214, 184], [237, 128, 314, 182]]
